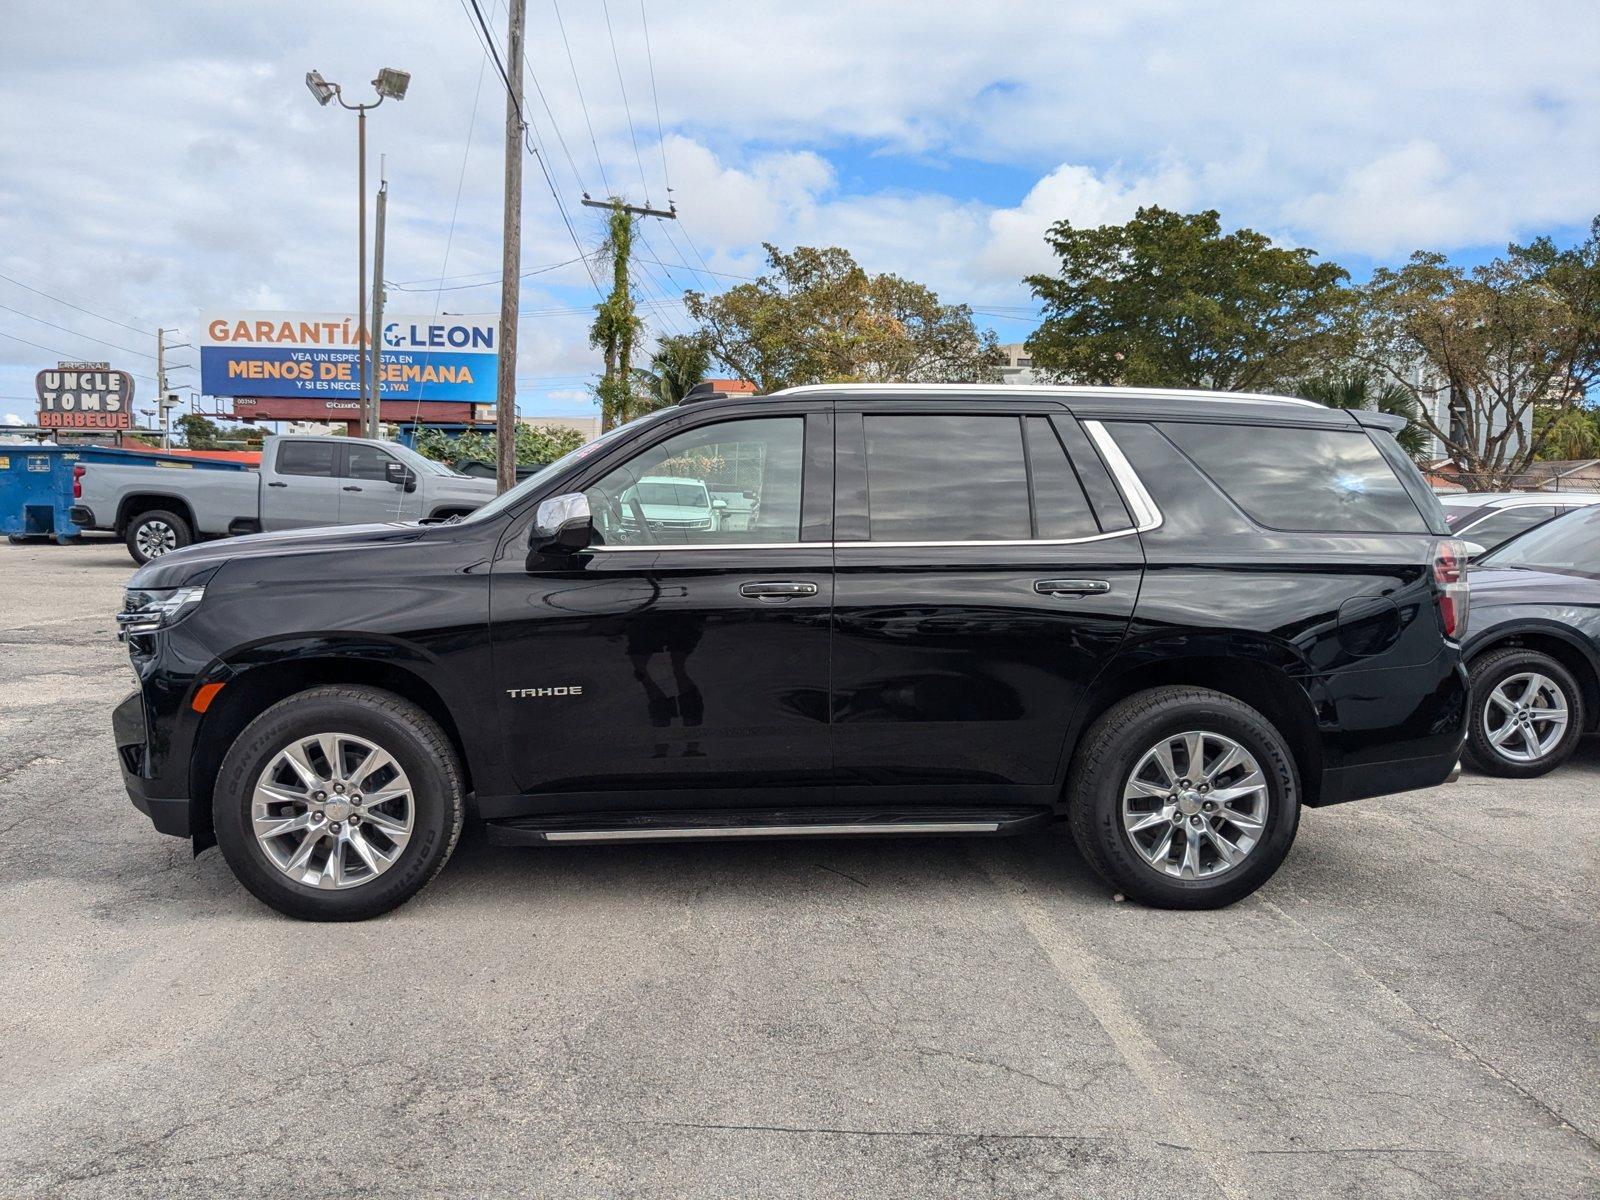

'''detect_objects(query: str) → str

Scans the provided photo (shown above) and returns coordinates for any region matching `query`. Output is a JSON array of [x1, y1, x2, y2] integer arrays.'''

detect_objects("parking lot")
[[0, 538, 1596, 1198]]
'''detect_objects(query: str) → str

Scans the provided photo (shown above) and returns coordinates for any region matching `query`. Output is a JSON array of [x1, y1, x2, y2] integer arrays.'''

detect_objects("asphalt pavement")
[[1, 538, 1597, 1198]]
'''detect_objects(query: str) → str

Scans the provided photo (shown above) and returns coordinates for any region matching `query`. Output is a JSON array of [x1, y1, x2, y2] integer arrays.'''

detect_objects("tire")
[[1068, 686, 1301, 909], [213, 685, 465, 921], [125, 508, 192, 565], [1463, 648, 1584, 778]]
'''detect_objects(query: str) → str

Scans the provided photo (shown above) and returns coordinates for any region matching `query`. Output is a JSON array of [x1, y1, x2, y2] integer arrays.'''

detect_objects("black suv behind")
[[113, 385, 1469, 919]]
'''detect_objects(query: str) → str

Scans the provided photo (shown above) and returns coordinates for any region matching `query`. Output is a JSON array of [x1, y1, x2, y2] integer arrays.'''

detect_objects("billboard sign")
[[200, 311, 497, 403], [35, 362, 134, 429]]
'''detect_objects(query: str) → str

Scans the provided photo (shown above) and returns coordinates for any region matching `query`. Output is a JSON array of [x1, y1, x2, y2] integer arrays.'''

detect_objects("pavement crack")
[[1256, 894, 1600, 1162], [628, 1118, 1117, 1144]]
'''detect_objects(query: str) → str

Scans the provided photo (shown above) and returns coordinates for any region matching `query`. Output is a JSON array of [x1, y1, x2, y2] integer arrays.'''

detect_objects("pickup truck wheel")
[[125, 509, 192, 565], [213, 685, 466, 921], [1067, 686, 1301, 909]]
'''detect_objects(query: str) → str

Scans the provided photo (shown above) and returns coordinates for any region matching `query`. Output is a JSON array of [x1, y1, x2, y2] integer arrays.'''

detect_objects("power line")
[[388, 256, 589, 293], [639, 0, 671, 197], [523, 47, 589, 196], [464, 0, 520, 121], [551, 0, 611, 196], [0, 329, 159, 383], [0, 271, 152, 336], [0, 303, 157, 360], [600, 0, 651, 204]]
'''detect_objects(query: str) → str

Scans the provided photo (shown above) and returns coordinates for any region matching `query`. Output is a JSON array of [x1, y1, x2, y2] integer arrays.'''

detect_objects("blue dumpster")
[[0, 444, 251, 544], [0, 445, 83, 543]]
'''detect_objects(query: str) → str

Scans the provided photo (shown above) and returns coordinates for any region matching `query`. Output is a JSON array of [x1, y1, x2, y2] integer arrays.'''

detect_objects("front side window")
[[585, 416, 805, 546], [1480, 506, 1600, 573], [276, 440, 337, 478], [863, 415, 1031, 542], [345, 444, 399, 481], [1160, 422, 1427, 534]]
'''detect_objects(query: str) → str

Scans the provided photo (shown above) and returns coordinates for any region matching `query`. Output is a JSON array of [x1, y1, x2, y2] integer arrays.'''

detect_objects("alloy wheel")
[[136, 520, 176, 559], [1483, 672, 1569, 764], [251, 732, 414, 889], [1121, 730, 1269, 880]]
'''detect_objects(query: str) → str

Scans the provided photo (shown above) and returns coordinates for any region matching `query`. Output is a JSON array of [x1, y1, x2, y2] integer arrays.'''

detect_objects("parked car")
[[111, 384, 1468, 920], [1438, 491, 1600, 557], [73, 434, 498, 565], [617, 474, 724, 536], [1461, 505, 1600, 777]]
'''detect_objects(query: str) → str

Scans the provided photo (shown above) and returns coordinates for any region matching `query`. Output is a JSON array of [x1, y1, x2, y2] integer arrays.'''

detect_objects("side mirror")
[[711, 498, 728, 510], [386, 461, 418, 492], [531, 492, 593, 554], [1461, 540, 1487, 561]]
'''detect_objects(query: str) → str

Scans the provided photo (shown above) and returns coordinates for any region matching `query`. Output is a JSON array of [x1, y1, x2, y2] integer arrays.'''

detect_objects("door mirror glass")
[[531, 492, 593, 554]]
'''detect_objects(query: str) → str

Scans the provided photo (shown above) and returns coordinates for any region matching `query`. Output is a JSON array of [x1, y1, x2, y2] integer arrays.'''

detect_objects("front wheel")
[[1068, 686, 1301, 909], [213, 685, 465, 921]]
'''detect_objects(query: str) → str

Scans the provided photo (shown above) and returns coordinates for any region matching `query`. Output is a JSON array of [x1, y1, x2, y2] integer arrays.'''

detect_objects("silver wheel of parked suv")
[[1465, 648, 1584, 779], [252, 732, 416, 890], [1121, 730, 1269, 880]]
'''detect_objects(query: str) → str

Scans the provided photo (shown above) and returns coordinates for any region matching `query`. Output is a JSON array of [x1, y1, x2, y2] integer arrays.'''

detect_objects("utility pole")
[[495, 0, 527, 494], [156, 327, 192, 448], [585, 197, 672, 432], [369, 167, 389, 440]]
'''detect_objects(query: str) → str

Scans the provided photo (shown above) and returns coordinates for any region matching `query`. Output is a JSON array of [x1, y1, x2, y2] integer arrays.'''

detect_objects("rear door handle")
[[740, 581, 819, 600], [1034, 578, 1111, 597], [267, 481, 288, 488], [342, 486, 362, 492]]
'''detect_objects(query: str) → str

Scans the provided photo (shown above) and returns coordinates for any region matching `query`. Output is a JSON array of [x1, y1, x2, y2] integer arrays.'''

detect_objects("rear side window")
[[1160, 422, 1427, 534], [277, 441, 337, 478], [1462, 506, 1559, 551], [864, 415, 1030, 541], [1024, 417, 1099, 538]]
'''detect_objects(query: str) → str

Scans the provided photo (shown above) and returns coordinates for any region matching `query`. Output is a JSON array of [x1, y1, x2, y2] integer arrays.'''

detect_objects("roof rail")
[[765, 383, 1323, 409]]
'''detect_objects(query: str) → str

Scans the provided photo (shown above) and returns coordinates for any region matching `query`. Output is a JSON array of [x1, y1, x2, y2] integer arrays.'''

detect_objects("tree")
[[1533, 404, 1600, 461], [1024, 207, 1353, 390], [1357, 217, 1600, 489], [175, 413, 221, 449], [412, 423, 586, 469], [1294, 372, 1428, 457], [685, 243, 1003, 392], [590, 202, 645, 432], [633, 333, 711, 411]]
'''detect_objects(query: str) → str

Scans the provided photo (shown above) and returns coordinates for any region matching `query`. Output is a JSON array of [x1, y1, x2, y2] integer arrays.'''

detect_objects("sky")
[[1, 0, 1597, 426]]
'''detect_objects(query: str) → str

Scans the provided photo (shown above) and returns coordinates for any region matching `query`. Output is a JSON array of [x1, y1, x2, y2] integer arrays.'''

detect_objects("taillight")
[[72, 464, 85, 499], [1434, 538, 1470, 640]]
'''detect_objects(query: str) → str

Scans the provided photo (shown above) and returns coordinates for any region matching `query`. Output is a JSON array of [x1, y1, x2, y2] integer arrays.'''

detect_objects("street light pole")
[[307, 68, 411, 440]]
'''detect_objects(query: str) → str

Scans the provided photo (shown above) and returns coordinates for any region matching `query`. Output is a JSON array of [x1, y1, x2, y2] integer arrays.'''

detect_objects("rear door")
[[830, 401, 1144, 797], [339, 442, 425, 524], [261, 440, 343, 531]]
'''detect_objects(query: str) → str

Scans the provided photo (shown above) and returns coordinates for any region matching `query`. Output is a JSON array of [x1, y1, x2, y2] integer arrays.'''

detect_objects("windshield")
[[1478, 506, 1600, 573], [633, 480, 710, 508], [454, 408, 675, 525]]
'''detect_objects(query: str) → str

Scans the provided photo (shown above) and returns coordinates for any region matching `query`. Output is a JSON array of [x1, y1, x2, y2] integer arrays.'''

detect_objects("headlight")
[[116, 585, 207, 639]]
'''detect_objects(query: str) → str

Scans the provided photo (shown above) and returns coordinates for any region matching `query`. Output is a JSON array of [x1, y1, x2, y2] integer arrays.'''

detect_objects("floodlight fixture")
[[373, 68, 411, 101], [305, 70, 338, 106]]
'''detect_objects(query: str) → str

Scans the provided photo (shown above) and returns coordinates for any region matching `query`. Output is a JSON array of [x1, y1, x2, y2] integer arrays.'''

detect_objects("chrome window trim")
[[586, 527, 1143, 552], [1081, 420, 1163, 532], [769, 382, 1324, 409]]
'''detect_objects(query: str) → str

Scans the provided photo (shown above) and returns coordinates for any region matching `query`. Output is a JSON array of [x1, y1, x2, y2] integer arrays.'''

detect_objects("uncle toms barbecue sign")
[[36, 362, 134, 429]]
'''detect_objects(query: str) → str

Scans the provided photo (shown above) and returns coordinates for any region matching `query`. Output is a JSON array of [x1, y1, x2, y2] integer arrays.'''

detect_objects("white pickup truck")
[[73, 434, 498, 564]]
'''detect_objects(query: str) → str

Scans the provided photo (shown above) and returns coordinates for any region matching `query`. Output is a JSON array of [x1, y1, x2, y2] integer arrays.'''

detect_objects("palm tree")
[[1533, 405, 1600, 461], [632, 333, 713, 412], [1295, 372, 1428, 458]]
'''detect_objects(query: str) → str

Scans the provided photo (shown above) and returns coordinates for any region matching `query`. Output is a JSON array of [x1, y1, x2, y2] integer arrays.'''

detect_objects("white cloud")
[[3, 413, 24, 426]]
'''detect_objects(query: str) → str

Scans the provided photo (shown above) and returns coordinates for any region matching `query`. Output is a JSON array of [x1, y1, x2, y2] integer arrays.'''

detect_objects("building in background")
[[996, 344, 1042, 386], [519, 414, 600, 442]]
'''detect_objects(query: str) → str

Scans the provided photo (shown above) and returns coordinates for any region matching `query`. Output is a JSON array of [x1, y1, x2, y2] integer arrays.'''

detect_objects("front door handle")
[[267, 481, 288, 488], [740, 581, 819, 600], [1035, 578, 1111, 597], [342, 486, 363, 492]]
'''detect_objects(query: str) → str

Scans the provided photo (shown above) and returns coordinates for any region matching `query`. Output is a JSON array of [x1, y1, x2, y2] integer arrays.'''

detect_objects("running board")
[[484, 806, 1052, 847]]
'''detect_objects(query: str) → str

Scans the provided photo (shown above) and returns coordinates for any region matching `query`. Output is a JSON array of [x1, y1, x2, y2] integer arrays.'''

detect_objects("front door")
[[262, 439, 344, 531], [830, 405, 1144, 796], [340, 442, 425, 524], [488, 407, 835, 806]]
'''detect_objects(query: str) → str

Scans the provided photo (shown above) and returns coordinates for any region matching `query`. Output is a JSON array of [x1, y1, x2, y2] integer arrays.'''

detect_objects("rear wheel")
[[1068, 686, 1301, 909], [213, 685, 465, 921], [125, 509, 192, 565], [1464, 648, 1583, 778]]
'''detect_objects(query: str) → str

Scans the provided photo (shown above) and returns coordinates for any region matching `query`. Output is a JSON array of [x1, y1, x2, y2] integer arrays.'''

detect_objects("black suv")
[[113, 385, 1469, 920]]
